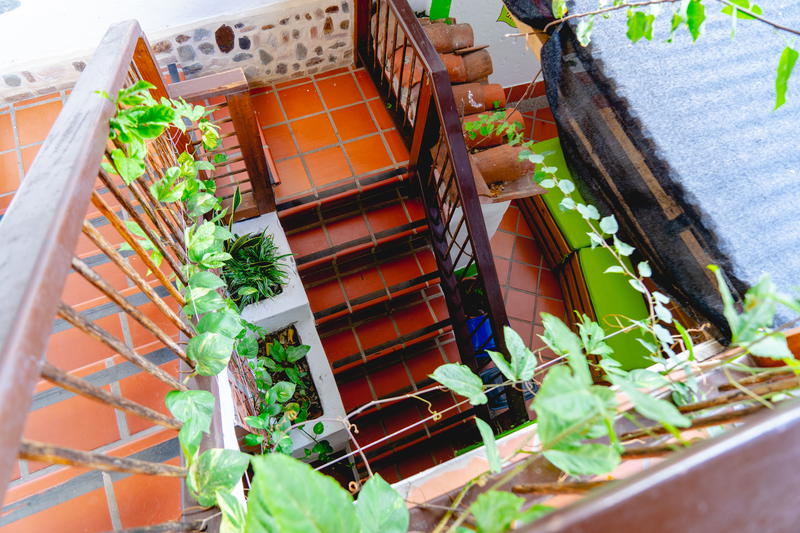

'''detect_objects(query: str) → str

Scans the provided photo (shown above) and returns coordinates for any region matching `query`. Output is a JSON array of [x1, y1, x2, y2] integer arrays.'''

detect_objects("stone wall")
[[0, 0, 353, 104]]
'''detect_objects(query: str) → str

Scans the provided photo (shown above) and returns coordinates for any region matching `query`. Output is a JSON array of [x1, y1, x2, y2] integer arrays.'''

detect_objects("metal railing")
[[0, 20, 272, 514], [355, 0, 527, 423]]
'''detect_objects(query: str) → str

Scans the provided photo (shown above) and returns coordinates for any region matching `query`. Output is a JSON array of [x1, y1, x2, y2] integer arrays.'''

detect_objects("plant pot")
[[227, 212, 347, 457], [750, 327, 800, 368]]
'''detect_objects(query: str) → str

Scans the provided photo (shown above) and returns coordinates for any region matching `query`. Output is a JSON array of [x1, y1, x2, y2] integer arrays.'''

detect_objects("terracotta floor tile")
[[368, 99, 395, 129], [330, 103, 378, 141], [490, 230, 515, 259], [494, 257, 511, 284], [509, 318, 534, 349], [512, 235, 543, 266], [355, 419, 388, 446], [505, 288, 537, 322], [532, 120, 559, 142], [303, 145, 352, 186], [343, 136, 393, 176], [286, 226, 330, 257], [2, 488, 112, 533], [321, 329, 361, 364], [509, 261, 540, 292], [275, 77, 312, 89], [499, 206, 519, 232], [366, 203, 409, 233], [340, 268, 385, 301], [340, 375, 374, 412], [326, 215, 370, 245], [15, 99, 62, 146], [45, 314, 124, 371], [317, 67, 350, 79], [0, 112, 13, 152], [397, 452, 436, 479], [377, 465, 402, 483], [115, 459, 182, 528], [406, 348, 445, 382], [428, 293, 449, 322], [0, 151, 20, 194], [416, 249, 437, 272], [537, 267, 563, 299], [119, 360, 179, 434], [536, 107, 555, 123], [536, 296, 566, 324], [306, 281, 346, 314], [251, 92, 285, 126], [316, 73, 362, 109], [369, 366, 409, 398], [380, 255, 423, 286], [356, 316, 397, 350], [262, 124, 297, 159], [0, 192, 14, 214], [278, 83, 324, 119], [274, 157, 312, 199], [354, 69, 380, 99], [383, 129, 410, 163], [392, 301, 435, 336], [404, 198, 425, 220], [291, 113, 338, 152], [23, 390, 120, 451]]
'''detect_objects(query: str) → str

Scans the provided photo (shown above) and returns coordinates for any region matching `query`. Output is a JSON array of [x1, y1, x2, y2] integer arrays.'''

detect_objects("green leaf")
[[604, 265, 625, 274], [613, 236, 635, 256], [637, 261, 652, 278], [576, 15, 595, 46], [544, 443, 620, 476], [475, 418, 502, 474], [187, 332, 235, 375], [539, 313, 591, 386], [165, 389, 215, 459], [270, 381, 296, 403], [189, 270, 226, 290], [188, 192, 218, 217], [285, 344, 311, 363], [430, 363, 488, 405], [552, 0, 567, 19], [185, 289, 226, 316], [599, 215, 618, 235], [721, 0, 762, 19], [775, 46, 798, 110], [217, 489, 246, 533], [356, 474, 409, 533], [516, 504, 554, 526], [110, 148, 146, 185], [214, 153, 229, 163], [246, 454, 357, 533], [626, 10, 655, 43], [469, 491, 524, 533], [243, 433, 264, 446], [615, 380, 691, 427], [686, 0, 705, 41], [504, 326, 537, 381], [188, 448, 249, 507], [313, 421, 325, 435], [237, 335, 259, 358], [196, 310, 244, 338], [749, 332, 792, 359], [487, 350, 516, 382]]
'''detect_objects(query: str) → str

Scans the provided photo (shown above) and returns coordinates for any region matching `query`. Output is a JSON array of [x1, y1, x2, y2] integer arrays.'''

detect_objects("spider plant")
[[222, 230, 291, 308]]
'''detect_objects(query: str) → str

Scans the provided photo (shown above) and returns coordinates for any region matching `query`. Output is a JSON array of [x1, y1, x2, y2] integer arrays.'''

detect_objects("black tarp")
[[524, 0, 800, 332]]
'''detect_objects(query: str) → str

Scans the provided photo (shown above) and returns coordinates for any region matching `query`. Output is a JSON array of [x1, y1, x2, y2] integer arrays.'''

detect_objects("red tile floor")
[[0, 66, 566, 529]]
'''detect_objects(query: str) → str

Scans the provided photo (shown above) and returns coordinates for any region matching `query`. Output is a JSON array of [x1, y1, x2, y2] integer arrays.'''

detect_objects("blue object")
[[467, 315, 496, 361]]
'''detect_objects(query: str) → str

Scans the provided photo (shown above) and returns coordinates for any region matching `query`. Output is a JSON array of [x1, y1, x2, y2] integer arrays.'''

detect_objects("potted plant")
[[223, 212, 347, 459]]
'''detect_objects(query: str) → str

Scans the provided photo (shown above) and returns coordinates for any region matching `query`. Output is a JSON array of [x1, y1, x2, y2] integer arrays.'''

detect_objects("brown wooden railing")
[[355, 0, 527, 423], [0, 20, 271, 516]]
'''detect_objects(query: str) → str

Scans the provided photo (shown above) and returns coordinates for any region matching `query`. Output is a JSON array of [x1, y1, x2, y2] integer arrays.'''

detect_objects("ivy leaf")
[[430, 363, 488, 405], [539, 313, 591, 386], [544, 443, 620, 476], [237, 335, 259, 358], [686, 0, 705, 41], [285, 344, 311, 363], [615, 379, 691, 427], [188, 192, 218, 217], [184, 289, 226, 317], [197, 310, 244, 338], [469, 491, 524, 533], [110, 148, 145, 185], [217, 489, 246, 533], [246, 454, 357, 533], [187, 332, 235, 375], [551, 0, 567, 19], [599, 215, 618, 235], [721, 0, 762, 19], [487, 350, 517, 381], [504, 326, 537, 381], [188, 449, 250, 507], [475, 418, 502, 474], [775, 46, 798, 110], [626, 10, 655, 43], [270, 381, 296, 403], [576, 15, 595, 46], [355, 474, 409, 533], [165, 389, 215, 459]]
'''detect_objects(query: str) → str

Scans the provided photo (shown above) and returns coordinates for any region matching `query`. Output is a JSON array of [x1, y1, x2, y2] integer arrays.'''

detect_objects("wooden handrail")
[[0, 20, 145, 504]]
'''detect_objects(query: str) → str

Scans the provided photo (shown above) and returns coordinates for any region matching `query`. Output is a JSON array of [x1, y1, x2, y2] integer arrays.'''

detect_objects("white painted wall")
[[0, 0, 283, 71], [411, 0, 541, 88]]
